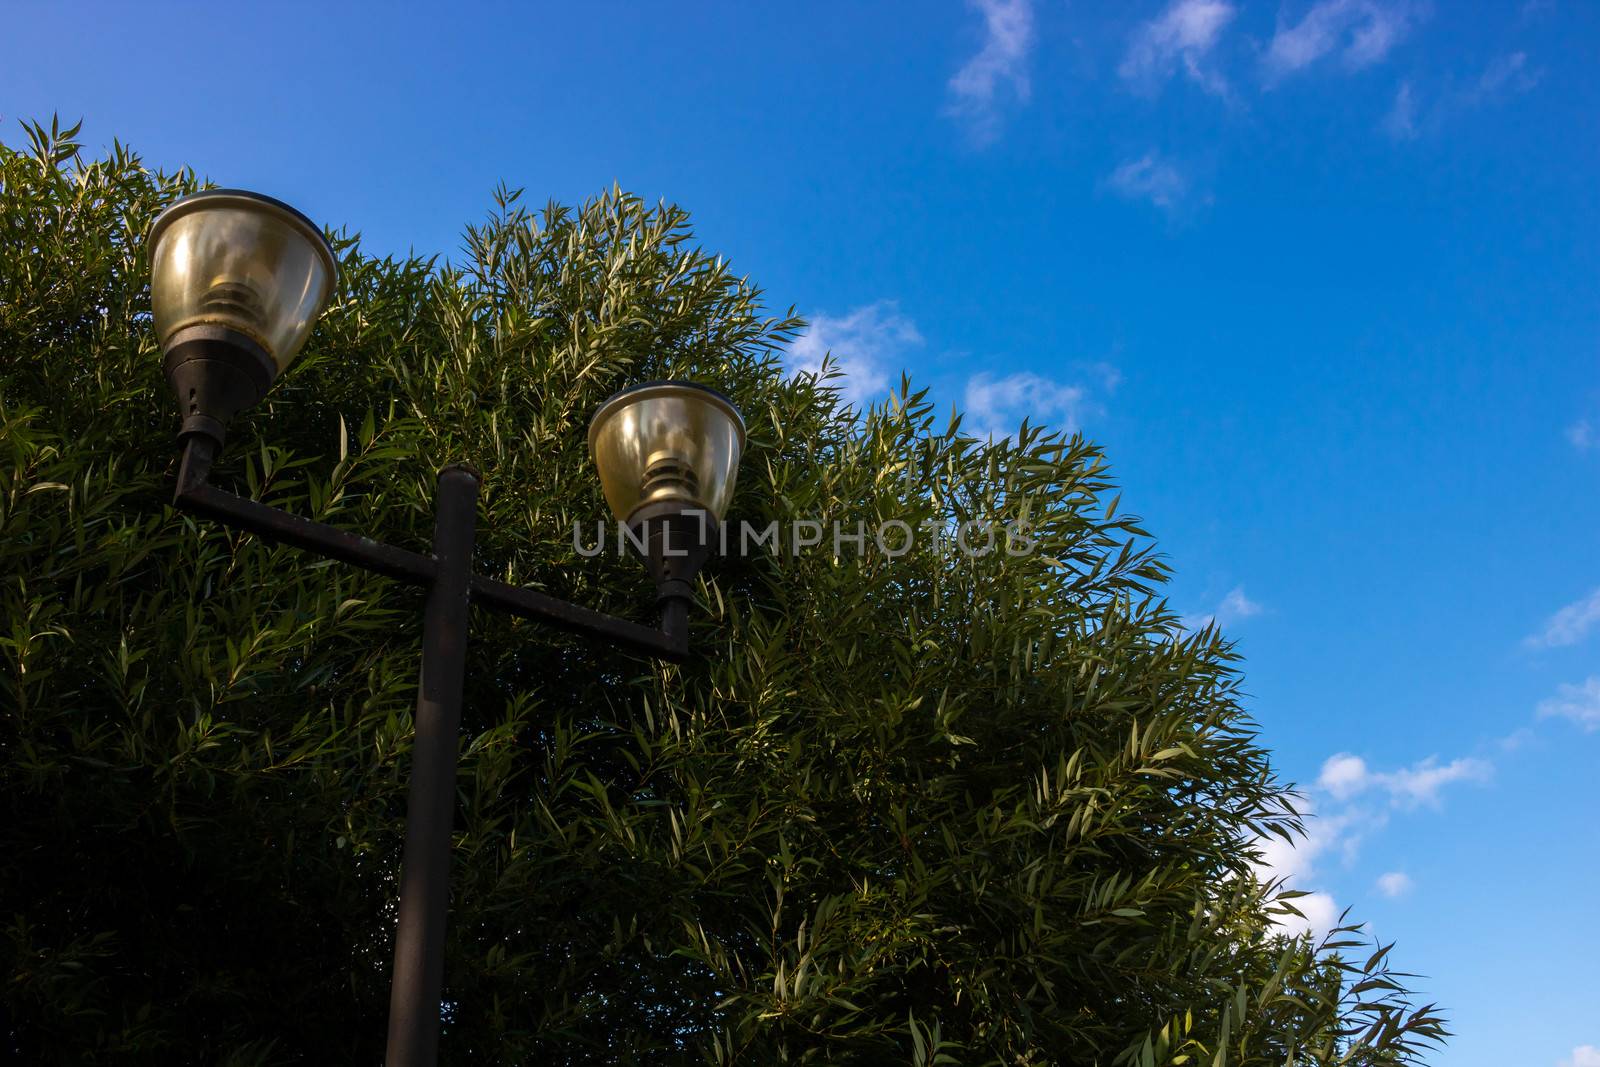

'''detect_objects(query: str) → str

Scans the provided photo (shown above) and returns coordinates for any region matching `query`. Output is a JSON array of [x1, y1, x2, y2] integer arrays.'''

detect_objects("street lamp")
[[148, 189, 744, 1065]]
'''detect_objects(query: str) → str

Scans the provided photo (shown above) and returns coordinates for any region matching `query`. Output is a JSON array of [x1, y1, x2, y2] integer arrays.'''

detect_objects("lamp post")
[[147, 189, 745, 1065]]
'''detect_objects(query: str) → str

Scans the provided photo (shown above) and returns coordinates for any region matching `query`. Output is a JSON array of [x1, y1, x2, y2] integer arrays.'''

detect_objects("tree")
[[0, 119, 1446, 1065]]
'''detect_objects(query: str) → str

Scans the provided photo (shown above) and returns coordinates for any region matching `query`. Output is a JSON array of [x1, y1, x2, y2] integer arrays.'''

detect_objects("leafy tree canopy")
[[0, 118, 1445, 1065]]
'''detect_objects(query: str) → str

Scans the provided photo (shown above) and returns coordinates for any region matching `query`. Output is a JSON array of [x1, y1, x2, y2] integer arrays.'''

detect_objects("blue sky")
[[5, 1, 1597, 1062]]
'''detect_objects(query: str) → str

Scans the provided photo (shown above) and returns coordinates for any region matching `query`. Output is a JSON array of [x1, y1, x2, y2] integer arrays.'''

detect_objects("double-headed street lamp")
[[147, 189, 744, 1065]]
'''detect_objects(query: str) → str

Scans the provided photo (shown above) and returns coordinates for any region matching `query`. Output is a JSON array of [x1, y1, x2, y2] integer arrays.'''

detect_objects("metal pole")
[[385, 464, 479, 1066]]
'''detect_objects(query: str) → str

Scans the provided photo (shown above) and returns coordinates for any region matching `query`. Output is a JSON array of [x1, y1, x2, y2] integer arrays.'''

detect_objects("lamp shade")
[[149, 189, 336, 372], [588, 382, 745, 524]]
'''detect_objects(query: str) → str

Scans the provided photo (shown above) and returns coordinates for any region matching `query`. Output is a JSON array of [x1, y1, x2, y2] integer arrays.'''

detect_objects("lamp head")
[[589, 381, 745, 606], [149, 189, 336, 447], [588, 381, 745, 525]]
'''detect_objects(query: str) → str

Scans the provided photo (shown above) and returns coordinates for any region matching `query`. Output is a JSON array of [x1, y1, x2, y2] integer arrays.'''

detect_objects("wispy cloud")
[[1120, 0, 1238, 98], [1385, 756, 1493, 806], [1570, 420, 1596, 451], [1538, 677, 1600, 732], [1375, 871, 1414, 897], [1382, 80, 1419, 139], [1316, 751, 1492, 808], [1498, 726, 1537, 753], [1384, 51, 1540, 141], [1264, 0, 1424, 82], [945, 0, 1035, 146], [1560, 1047, 1600, 1067], [962, 370, 1090, 441], [1183, 586, 1264, 631], [1082, 360, 1123, 392], [1526, 587, 1600, 649], [787, 301, 923, 409], [1472, 50, 1540, 98], [1106, 152, 1194, 214]]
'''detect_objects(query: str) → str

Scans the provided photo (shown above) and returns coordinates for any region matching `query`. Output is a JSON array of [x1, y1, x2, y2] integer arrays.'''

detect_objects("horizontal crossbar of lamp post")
[[172, 437, 688, 660]]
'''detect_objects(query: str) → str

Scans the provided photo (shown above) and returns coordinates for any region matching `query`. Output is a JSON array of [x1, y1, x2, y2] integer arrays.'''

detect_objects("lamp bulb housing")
[[148, 189, 336, 448]]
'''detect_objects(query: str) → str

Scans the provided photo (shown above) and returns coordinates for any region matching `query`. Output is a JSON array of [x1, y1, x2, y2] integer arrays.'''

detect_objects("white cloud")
[[1380, 755, 1492, 807], [1251, 797, 1351, 938], [1570, 420, 1596, 451], [1264, 0, 1422, 81], [1315, 751, 1490, 808], [1276, 889, 1342, 937], [792, 310, 1114, 438], [1106, 152, 1192, 214], [1254, 831, 1309, 887], [1317, 753, 1370, 799], [946, 0, 1035, 145], [1255, 804, 1366, 886], [1538, 677, 1600, 732], [1526, 587, 1600, 649], [787, 301, 923, 409], [1560, 1047, 1600, 1067], [1184, 585, 1264, 632], [1382, 80, 1418, 140], [962, 371, 1088, 441], [1120, 0, 1237, 97], [1375, 871, 1413, 897]]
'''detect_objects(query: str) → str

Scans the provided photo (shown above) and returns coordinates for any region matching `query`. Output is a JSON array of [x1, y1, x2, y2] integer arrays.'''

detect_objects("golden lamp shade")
[[149, 189, 337, 372], [588, 382, 745, 524]]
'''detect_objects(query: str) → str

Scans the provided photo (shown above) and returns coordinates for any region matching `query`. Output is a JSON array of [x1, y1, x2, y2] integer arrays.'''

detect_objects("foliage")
[[0, 118, 1446, 1065]]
